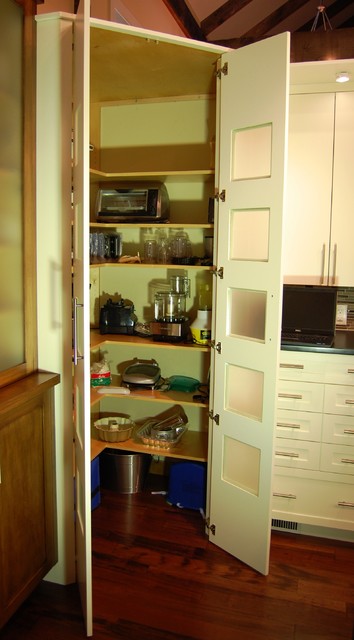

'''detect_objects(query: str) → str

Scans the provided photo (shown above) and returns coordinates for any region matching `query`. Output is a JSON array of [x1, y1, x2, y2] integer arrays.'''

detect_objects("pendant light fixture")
[[311, 4, 333, 31]]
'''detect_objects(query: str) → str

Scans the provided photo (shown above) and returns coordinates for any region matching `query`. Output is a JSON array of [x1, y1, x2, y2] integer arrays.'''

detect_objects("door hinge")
[[214, 189, 226, 202], [209, 410, 220, 425], [216, 62, 228, 78], [211, 340, 221, 354], [212, 266, 224, 279], [206, 518, 216, 535]]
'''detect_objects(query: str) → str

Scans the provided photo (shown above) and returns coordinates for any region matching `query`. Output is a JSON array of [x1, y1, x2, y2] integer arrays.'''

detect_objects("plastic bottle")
[[190, 282, 212, 345], [190, 309, 211, 345]]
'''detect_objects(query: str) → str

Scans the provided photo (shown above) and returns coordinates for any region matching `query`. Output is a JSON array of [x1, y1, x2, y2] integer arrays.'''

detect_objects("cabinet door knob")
[[331, 242, 337, 285], [321, 243, 326, 285], [73, 297, 84, 366]]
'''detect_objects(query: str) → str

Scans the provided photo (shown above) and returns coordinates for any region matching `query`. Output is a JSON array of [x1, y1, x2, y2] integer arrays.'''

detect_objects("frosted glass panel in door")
[[223, 437, 260, 496], [231, 124, 272, 180], [0, 0, 24, 372], [226, 363, 264, 422], [228, 288, 266, 342], [230, 209, 270, 261]]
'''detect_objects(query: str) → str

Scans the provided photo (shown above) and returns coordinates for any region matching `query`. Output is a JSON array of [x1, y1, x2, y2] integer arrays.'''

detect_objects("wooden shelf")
[[90, 261, 214, 271], [90, 168, 214, 183], [91, 428, 208, 462], [90, 329, 210, 352], [89, 221, 213, 229], [91, 384, 208, 409]]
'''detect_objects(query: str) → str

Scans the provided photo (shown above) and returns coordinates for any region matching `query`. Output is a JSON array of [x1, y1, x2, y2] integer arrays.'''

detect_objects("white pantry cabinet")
[[77, 9, 287, 633], [85, 17, 288, 578], [283, 73, 354, 286]]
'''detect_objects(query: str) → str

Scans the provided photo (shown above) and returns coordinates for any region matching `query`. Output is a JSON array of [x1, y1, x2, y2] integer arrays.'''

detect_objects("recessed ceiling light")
[[336, 72, 351, 83]]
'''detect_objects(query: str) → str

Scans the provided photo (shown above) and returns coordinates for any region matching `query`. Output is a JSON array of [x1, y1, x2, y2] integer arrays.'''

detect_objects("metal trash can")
[[100, 449, 151, 494]]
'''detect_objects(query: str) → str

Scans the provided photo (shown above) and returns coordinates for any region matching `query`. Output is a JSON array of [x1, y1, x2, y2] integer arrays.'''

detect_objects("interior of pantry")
[[88, 24, 221, 490]]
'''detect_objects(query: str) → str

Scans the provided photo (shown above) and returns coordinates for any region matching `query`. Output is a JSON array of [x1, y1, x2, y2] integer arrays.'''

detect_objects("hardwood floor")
[[1, 474, 353, 639]]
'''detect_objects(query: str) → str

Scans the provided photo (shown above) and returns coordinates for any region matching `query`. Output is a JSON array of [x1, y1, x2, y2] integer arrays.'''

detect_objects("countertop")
[[281, 330, 354, 355]]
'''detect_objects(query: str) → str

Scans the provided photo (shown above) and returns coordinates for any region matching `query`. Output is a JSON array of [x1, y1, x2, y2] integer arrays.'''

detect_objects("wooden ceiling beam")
[[201, 0, 254, 37], [162, 0, 205, 40]]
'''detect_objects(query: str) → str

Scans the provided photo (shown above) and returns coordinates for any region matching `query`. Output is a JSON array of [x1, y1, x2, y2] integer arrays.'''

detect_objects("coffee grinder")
[[151, 276, 190, 342]]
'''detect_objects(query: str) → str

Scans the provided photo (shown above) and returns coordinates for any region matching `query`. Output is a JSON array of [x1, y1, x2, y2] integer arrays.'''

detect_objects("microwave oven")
[[95, 183, 169, 223]]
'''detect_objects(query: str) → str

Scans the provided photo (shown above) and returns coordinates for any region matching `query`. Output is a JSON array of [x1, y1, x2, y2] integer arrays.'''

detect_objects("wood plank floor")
[[1, 474, 353, 639]]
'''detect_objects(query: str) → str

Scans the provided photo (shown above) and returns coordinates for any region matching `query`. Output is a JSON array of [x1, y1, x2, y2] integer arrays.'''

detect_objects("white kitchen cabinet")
[[274, 350, 354, 534], [283, 85, 354, 286], [82, 15, 289, 588]]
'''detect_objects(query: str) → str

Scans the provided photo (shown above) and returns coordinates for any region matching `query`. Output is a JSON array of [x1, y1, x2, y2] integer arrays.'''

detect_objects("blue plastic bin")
[[167, 461, 206, 510]]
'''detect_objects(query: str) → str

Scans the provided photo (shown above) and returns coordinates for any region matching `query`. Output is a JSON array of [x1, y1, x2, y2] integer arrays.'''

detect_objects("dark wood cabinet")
[[0, 371, 59, 629]]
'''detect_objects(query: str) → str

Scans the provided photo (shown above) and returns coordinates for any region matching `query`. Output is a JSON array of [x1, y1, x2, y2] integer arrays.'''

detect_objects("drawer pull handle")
[[347, 369, 354, 374], [341, 458, 354, 465], [344, 399, 354, 405], [278, 393, 303, 400], [338, 501, 354, 508], [343, 429, 354, 435], [275, 451, 300, 458], [279, 363, 304, 370], [276, 421, 301, 429], [273, 492, 297, 499]]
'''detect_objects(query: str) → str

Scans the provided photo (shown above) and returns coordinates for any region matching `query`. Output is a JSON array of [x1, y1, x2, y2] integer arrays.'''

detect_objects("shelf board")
[[91, 429, 208, 462], [90, 168, 214, 182], [90, 329, 210, 352], [89, 261, 214, 271], [91, 385, 208, 408], [89, 221, 213, 229]]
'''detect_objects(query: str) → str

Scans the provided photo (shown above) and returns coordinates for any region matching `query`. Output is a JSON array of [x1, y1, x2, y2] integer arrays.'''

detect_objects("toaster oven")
[[95, 183, 169, 222]]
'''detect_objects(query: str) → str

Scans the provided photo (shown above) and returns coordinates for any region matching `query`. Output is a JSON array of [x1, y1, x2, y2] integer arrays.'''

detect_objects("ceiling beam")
[[201, 0, 253, 37], [162, 0, 205, 40]]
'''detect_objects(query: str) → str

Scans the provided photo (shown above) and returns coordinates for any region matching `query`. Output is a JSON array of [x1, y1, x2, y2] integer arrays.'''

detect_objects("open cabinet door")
[[72, 0, 93, 635], [209, 33, 290, 575]]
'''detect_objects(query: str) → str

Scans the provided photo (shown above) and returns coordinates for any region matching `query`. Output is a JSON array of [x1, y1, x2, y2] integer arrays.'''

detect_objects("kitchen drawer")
[[274, 438, 320, 470], [322, 413, 354, 446], [323, 384, 354, 416], [279, 354, 324, 382], [323, 358, 354, 385], [276, 408, 322, 441], [320, 443, 354, 476], [277, 380, 324, 412], [272, 471, 354, 528]]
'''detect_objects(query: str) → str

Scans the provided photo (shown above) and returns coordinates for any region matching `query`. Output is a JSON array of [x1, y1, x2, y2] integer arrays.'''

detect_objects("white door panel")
[[209, 33, 290, 575], [72, 0, 92, 635]]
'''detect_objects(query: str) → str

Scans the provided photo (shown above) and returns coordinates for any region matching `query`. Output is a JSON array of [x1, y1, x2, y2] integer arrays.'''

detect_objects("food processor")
[[150, 276, 190, 342]]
